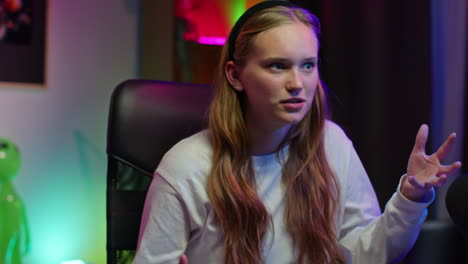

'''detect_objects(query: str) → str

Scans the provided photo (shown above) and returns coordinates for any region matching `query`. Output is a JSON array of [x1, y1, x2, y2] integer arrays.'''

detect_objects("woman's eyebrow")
[[303, 57, 318, 61], [261, 57, 290, 62], [258, 56, 318, 65], [261, 56, 318, 61]]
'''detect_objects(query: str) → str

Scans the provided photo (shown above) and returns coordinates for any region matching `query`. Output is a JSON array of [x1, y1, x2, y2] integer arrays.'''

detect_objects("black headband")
[[227, 0, 298, 61]]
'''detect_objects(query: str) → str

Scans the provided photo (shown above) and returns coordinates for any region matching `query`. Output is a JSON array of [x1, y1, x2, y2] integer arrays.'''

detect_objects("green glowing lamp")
[[0, 138, 30, 264]]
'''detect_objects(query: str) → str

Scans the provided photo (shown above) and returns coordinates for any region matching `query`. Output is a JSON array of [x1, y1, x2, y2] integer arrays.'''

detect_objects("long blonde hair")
[[207, 5, 344, 264]]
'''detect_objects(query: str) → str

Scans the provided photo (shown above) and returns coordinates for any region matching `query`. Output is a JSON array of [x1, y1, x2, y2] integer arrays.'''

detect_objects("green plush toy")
[[0, 138, 30, 264]]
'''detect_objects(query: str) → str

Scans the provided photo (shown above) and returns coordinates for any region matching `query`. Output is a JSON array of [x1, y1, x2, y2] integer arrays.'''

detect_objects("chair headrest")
[[107, 79, 213, 175]]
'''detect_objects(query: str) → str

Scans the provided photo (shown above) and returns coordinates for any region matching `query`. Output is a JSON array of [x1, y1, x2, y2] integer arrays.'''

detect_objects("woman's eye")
[[303, 61, 316, 70], [268, 63, 286, 70]]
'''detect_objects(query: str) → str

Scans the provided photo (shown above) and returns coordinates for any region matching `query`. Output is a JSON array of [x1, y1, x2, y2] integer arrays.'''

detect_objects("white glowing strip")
[[60, 260, 86, 264]]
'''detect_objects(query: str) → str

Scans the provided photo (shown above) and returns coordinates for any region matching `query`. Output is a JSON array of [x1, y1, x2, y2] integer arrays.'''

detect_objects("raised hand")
[[401, 124, 462, 202]]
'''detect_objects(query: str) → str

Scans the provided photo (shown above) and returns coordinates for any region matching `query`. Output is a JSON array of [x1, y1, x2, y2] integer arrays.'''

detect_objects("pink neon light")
[[197, 36, 226, 45]]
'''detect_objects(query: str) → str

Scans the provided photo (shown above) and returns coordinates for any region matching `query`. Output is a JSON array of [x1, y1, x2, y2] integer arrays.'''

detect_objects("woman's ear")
[[225, 61, 244, 92]]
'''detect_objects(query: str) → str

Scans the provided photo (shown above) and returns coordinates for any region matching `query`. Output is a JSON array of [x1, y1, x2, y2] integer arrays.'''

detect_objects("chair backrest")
[[446, 174, 468, 237], [106, 79, 213, 263]]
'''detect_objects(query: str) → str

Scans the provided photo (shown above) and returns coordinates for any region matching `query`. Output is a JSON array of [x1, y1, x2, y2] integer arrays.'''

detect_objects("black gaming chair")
[[106, 79, 213, 263]]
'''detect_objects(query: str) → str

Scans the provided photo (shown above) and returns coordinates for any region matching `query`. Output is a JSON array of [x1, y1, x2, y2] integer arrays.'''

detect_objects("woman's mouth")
[[280, 97, 306, 111]]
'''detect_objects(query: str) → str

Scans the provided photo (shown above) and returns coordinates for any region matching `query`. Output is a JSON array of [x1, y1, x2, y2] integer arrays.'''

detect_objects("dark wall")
[[464, 3, 468, 175], [292, 0, 432, 210]]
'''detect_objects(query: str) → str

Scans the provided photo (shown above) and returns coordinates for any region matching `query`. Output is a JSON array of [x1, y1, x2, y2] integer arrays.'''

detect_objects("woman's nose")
[[286, 69, 303, 95]]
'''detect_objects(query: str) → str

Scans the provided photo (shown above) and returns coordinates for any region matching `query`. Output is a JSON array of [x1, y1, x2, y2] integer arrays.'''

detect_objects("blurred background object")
[[0, 0, 33, 44], [0, 137, 30, 264]]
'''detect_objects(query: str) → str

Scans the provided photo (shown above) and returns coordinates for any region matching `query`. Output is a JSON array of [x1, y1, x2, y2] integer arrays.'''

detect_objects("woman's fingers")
[[408, 174, 447, 190], [408, 160, 461, 190], [432, 174, 447, 187], [413, 124, 429, 153], [435, 133, 457, 160], [408, 175, 428, 190], [438, 161, 462, 176]]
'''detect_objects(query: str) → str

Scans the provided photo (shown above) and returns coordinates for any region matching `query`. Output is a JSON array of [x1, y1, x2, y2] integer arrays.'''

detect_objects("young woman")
[[133, 1, 461, 263]]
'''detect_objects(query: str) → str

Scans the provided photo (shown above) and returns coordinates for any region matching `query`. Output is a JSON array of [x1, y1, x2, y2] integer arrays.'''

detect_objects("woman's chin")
[[276, 116, 305, 126]]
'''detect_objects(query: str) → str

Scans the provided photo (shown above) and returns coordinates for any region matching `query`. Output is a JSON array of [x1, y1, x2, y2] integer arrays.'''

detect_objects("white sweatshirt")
[[134, 121, 433, 264]]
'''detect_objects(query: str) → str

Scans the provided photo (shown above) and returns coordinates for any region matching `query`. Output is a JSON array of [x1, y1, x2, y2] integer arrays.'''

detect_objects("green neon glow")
[[228, 0, 291, 27], [20, 140, 107, 264], [230, 0, 247, 27]]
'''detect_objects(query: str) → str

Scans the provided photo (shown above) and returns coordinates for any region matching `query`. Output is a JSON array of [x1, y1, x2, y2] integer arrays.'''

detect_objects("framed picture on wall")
[[0, 0, 47, 87]]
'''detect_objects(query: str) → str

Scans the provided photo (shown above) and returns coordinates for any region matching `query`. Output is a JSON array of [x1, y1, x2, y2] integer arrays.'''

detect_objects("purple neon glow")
[[197, 36, 226, 45]]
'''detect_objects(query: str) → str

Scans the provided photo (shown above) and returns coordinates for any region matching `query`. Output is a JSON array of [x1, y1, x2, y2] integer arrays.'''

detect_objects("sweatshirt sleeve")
[[133, 173, 190, 264], [338, 143, 434, 264], [133, 131, 213, 264]]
